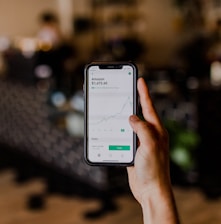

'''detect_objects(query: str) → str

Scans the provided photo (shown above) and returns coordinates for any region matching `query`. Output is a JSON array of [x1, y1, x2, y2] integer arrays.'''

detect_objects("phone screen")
[[84, 63, 137, 165]]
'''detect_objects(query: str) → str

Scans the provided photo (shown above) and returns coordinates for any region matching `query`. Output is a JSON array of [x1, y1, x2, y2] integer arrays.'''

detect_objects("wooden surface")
[[0, 170, 221, 224]]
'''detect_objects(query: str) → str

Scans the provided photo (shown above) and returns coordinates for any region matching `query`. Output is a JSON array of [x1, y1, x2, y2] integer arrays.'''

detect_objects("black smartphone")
[[84, 62, 137, 166]]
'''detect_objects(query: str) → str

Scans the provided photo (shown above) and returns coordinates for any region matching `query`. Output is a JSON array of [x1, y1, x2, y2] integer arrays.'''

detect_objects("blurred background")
[[1, 0, 221, 223]]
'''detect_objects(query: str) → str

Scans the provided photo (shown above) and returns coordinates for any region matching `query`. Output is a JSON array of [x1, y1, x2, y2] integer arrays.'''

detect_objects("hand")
[[127, 77, 170, 202], [127, 77, 179, 223]]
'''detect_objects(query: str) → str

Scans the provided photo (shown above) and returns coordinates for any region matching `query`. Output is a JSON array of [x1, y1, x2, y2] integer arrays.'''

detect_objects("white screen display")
[[86, 64, 136, 164]]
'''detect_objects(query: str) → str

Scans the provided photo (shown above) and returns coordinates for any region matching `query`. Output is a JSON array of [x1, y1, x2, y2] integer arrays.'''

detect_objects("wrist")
[[140, 182, 179, 224], [139, 177, 172, 204], [140, 181, 171, 208]]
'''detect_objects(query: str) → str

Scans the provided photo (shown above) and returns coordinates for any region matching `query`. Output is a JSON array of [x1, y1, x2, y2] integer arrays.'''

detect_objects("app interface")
[[87, 65, 135, 163]]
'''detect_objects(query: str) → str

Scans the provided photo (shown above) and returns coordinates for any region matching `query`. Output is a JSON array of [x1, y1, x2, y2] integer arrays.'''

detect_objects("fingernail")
[[129, 115, 139, 122]]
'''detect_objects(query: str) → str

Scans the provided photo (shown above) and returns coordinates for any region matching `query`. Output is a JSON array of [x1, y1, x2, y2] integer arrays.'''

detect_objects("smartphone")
[[84, 62, 137, 166]]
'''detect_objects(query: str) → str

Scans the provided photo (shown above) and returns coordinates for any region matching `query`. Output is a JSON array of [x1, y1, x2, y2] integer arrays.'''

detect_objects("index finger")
[[138, 77, 162, 130]]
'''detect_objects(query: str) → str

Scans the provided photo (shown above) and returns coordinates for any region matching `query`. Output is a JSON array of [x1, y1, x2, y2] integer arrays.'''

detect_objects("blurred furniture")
[[0, 79, 107, 191], [4, 50, 36, 84], [72, 0, 146, 62], [0, 71, 131, 217]]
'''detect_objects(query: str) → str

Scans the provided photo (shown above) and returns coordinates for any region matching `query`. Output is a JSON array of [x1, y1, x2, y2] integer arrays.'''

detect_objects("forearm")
[[140, 185, 180, 224]]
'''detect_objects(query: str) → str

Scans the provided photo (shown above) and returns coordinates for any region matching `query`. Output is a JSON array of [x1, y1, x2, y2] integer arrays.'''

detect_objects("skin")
[[127, 77, 180, 224]]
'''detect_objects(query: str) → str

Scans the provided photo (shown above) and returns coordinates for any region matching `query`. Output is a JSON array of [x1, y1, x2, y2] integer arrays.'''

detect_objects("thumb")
[[129, 115, 151, 147], [129, 115, 141, 133]]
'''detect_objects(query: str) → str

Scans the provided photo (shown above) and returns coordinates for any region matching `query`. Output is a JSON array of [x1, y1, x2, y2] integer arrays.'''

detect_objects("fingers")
[[137, 77, 162, 131], [129, 115, 154, 147]]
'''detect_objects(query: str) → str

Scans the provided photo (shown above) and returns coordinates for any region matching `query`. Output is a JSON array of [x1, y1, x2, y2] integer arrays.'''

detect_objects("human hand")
[[127, 77, 179, 223], [127, 77, 171, 203]]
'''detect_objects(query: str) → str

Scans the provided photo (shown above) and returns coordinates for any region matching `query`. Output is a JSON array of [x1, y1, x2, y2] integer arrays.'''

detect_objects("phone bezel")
[[84, 62, 138, 166]]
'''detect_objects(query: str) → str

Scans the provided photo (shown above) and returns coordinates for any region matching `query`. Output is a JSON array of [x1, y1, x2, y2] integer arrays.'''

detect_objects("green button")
[[109, 145, 130, 151]]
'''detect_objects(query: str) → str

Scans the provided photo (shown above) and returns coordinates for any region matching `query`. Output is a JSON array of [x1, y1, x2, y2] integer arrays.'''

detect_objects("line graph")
[[89, 96, 133, 126]]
